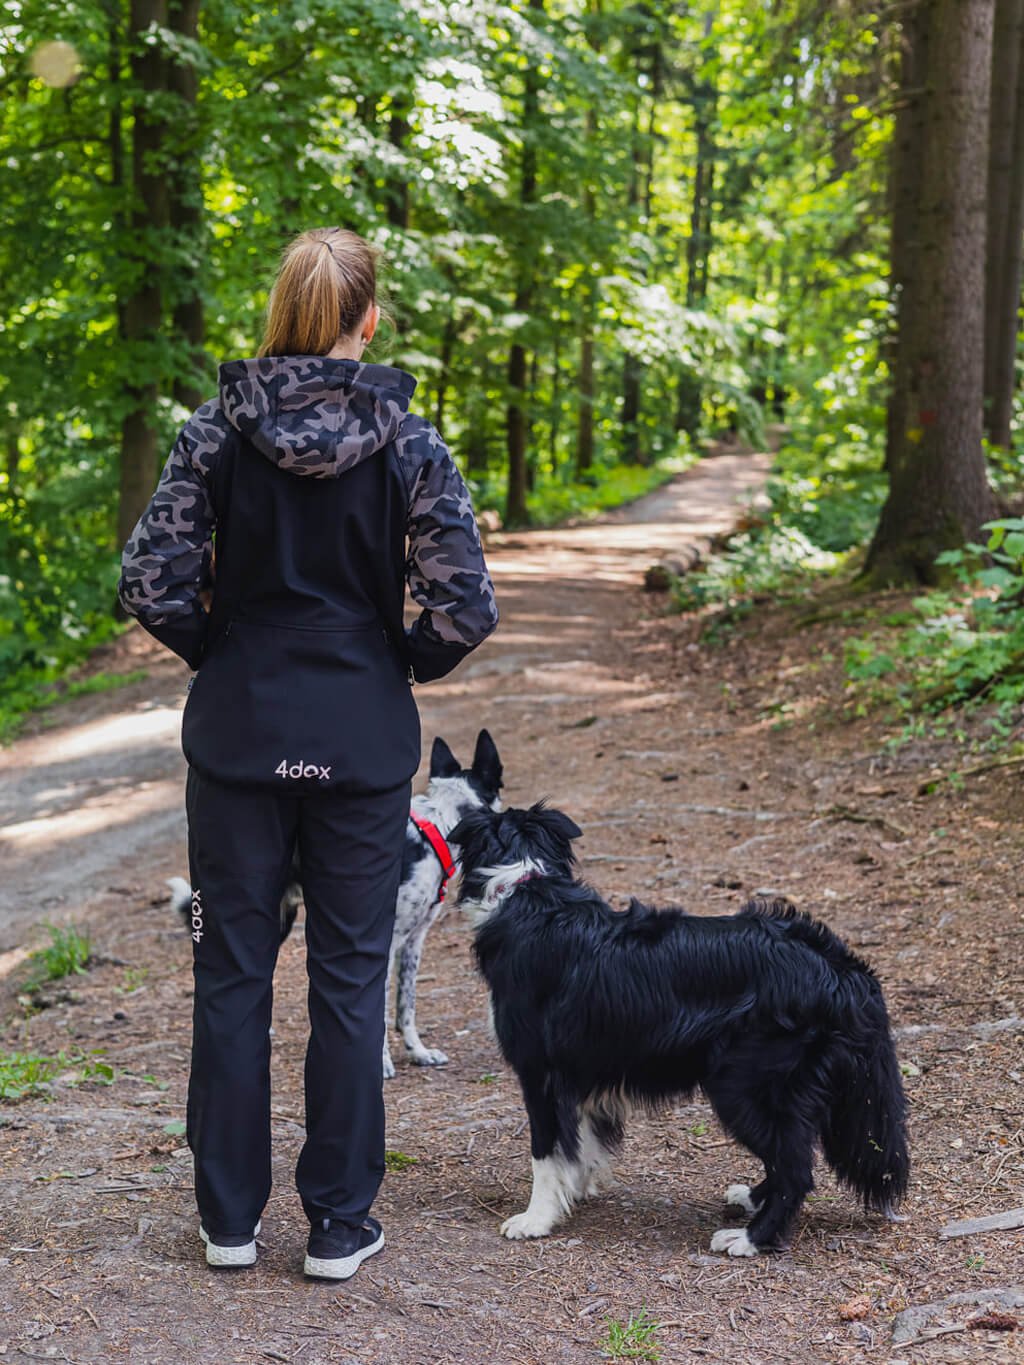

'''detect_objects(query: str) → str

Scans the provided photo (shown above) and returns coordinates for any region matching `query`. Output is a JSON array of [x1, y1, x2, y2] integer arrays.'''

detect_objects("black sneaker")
[[304, 1216, 385, 1280], [199, 1219, 261, 1268]]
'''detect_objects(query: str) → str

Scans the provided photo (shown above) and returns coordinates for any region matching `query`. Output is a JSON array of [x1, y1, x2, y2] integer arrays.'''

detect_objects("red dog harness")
[[411, 813, 458, 903]]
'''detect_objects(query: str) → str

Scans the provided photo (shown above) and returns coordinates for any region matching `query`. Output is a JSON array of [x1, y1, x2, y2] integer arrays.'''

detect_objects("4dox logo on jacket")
[[275, 759, 333, 780]]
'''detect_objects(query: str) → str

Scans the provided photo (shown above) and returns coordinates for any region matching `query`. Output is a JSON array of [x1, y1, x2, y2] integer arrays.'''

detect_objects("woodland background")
[[2, 0, 1024, 747]]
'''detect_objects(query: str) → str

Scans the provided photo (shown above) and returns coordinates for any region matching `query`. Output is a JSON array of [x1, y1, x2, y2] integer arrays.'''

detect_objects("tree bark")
[[435, 309, 456, 432], [386, 101, 411, 229], [576, 289, 595, 474], [883, 0, 930, 473], [867, 0, 997, 584], [167, 0, 208, 411], [578, 4, 600, 475], [505, 0, 543, 527], [107, 0, 128, 347], [677, 17, 716, 437], [985, 0, 1024, 447], [118, 0, 170, 549], [621, 83, 647, 465]]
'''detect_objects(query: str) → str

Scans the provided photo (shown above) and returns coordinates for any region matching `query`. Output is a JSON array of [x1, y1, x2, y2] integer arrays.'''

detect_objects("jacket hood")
[[218, 355, 417, 477]]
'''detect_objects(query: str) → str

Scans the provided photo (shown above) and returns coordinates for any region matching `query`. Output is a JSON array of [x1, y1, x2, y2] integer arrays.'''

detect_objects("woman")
[[118, 228, 498, 1279]]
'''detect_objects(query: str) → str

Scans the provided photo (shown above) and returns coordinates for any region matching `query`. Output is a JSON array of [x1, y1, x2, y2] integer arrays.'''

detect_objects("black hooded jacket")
[[118, 355, 498, 792]]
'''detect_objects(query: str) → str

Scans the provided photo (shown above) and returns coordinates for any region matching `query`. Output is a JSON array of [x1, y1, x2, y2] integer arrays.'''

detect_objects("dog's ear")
[[471, 729, 503, 792], [448, 807, 497, 852], [528, 803, 582, 842], [430, 736, 461, 779]]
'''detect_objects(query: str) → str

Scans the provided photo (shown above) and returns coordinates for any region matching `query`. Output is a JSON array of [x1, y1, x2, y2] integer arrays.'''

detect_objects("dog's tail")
[[820, 978, 909, 1215], [168, 876, 191, 927]]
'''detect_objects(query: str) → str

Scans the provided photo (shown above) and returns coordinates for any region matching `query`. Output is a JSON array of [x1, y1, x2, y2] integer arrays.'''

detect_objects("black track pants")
[[184, 768, 411, 1237]]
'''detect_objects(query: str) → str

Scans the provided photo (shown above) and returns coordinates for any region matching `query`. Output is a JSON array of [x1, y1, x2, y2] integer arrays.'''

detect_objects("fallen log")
[[940, 1208, 1024, 1240], [644, 539, 712, 591], [892, 1287, 1024, 1345]]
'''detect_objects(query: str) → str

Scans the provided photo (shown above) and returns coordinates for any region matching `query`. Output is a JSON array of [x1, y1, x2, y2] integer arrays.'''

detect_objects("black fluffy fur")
[[451, 803, 910, 1251]]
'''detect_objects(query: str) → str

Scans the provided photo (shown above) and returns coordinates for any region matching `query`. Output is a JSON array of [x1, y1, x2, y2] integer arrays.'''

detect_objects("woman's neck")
[[327, 335, 363, 361]]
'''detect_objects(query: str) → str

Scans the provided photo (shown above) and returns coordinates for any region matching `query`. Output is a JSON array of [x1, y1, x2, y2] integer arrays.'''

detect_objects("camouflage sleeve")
[[400, 419, 499, 683], [117, 400, 225, 670]]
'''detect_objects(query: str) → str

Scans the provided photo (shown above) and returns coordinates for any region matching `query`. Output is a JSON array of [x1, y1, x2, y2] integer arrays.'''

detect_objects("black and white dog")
[[450, 803, 909, 1255], [171, 729, 503, 1078]]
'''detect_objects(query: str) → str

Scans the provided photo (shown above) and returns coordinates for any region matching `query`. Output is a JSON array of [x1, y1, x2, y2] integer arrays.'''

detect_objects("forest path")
[[0, 449, 769, 953], [3, 446, 1024, 1365]]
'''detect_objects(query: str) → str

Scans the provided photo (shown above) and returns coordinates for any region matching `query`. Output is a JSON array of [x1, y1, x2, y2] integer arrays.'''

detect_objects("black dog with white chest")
[[451, 803, 909, 1255]]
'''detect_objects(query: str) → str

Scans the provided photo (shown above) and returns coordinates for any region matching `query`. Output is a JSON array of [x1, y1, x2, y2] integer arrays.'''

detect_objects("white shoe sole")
[[199, 1219, 261, 1268], [304, 1227, 385, 1280]]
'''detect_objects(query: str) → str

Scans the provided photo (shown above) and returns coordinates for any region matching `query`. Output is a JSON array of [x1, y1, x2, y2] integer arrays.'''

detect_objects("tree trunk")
[[576, 90, 597, 476], [167, 0, 207, 411], [465, 407, 489, 476], [868, 0, 997, 584], [505, 0, 543, 526], [526, 348, 540, 493], [985, 0, 1024, 447], [118, 0, 170, 549], [107, 0, 127, 345], [621, 352, 643, 465], [883, 0, 930, 473], [435, 310, 456, 432], [386, 101, 411, 229], [621, 83, 648, 465], [577, 297, 595, 474], [677, 11, 716, 437]]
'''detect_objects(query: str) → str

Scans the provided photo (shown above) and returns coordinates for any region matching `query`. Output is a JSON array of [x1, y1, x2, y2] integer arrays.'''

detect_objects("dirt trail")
[[0, 451, 767, 952], [3, 448, 1023, 1365]]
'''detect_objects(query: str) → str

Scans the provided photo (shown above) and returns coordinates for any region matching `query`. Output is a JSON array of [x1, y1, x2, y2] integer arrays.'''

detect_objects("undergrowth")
[[673, 430, 880, 619], [601, 1308, 662, 1361], [672, 423, 1024, 744], [0, 1049, 113, 1101], [26, 923, 93, 987], [842, 519, 1024, 735]]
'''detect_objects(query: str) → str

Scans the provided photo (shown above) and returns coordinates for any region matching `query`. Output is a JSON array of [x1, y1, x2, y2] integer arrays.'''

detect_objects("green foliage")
[[601, 1309, 662, 1361], [26, 923, 92, 987], [671, 419, 884, 620], [384, 1149, 418, 1172], [0, 1049, 113, 1101], [4, 0, 1017, 709], [0, 1052, 59, 1102], [474, 451, 696, 529], [842, 520, 1024, 721]]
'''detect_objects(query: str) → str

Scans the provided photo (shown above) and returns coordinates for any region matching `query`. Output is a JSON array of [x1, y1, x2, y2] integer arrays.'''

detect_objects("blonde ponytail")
[[258, 228, 380, 358]]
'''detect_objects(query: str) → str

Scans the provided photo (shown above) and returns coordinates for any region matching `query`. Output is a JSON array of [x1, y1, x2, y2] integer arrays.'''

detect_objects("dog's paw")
[[724, 1183, 762, 1215], [382, 1051, 396, 1081], [583, 1166, 617, 1198], [710, 1228, 759, 1257], [410, 1047, 449, 1068], [500, 1212, 555, 1240]]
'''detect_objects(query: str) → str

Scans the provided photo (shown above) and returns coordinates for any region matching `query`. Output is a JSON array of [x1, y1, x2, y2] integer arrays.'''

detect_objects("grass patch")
[[384, 1150, 418, 1172], [0, 1049, 113, 1101], [601, 1308, 662, 1361], [837, 521, 1024, 744], [0, 1051, 59, 1101], [473, 449, 696, 530], [26, 923, 92, 987], [0, 663, 149, 748]]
